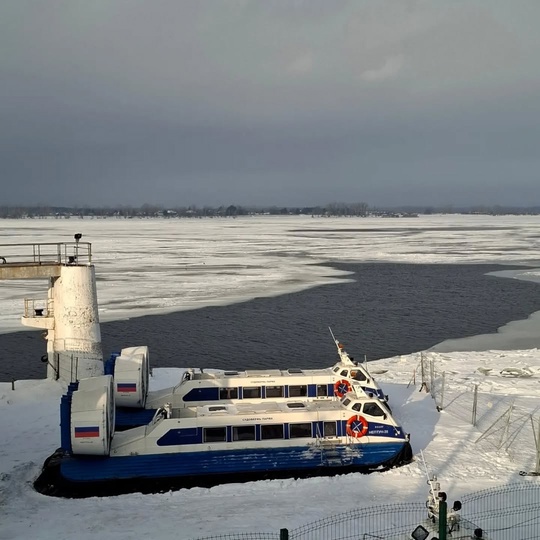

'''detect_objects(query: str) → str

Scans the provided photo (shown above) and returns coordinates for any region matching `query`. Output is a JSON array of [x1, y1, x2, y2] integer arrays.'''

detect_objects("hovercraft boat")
[[109, 332, 390, 430], [35, 373, 411, 497]]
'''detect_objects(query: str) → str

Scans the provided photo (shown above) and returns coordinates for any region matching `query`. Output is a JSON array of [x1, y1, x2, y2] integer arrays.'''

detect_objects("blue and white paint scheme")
[[109, 333, 390, 429], [45, 374, 411, 494]]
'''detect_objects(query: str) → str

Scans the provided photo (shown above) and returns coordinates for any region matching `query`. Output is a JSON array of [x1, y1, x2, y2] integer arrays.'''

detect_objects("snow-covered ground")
[[2, 349, 540, 539], [2, 215, 540, 539]]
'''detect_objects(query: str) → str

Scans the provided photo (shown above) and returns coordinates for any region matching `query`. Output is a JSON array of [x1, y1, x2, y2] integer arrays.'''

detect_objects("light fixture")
[[410, 525, 431, 540]]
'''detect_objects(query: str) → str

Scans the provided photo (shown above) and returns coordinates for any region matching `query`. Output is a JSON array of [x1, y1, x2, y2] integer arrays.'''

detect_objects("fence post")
[[280, 528, 289, 540], [430, 358, 435, 398], [419, 352, 429, 393], [472, 384, 478, 426], [531, 416, 540, 474], [438, 498, 447, 540], [438, 372, 445, 411]]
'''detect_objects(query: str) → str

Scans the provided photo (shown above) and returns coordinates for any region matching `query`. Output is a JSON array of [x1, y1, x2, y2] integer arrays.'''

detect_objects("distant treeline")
[[1, 203, 540, 219]]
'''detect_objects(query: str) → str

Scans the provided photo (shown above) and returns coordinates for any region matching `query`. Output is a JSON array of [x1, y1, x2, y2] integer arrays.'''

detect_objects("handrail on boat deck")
[[0, 241, 92, 266]]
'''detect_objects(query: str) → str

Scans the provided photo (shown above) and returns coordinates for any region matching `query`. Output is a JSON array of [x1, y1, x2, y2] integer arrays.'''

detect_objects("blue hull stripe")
[[61, 442, 407, 483]]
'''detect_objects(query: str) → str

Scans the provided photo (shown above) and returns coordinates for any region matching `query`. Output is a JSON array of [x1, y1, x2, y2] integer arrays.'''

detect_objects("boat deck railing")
[[0, 241, 92, 267]]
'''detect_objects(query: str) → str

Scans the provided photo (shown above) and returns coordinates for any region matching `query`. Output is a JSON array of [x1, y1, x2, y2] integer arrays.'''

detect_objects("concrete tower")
[[0, 237, 103, 382]]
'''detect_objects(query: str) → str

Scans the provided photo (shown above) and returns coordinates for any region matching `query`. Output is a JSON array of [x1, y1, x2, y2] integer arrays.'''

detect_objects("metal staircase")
[[316, 435, 356, 466]]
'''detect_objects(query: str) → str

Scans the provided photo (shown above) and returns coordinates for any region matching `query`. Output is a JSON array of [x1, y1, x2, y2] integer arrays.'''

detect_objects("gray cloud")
[[2, 1, 540, 207]]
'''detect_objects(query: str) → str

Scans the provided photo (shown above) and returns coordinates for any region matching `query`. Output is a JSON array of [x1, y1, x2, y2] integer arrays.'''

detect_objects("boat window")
[[363, 402, 386, 417], [290, 423, 312, 438], [243, 387, 261, 399], [209, 406, 227, 412], [183, 387, 220, 402], [351, 369, 367, 382], [219, 387, 238, 400], [289, 385, 307, 397], [288, 368, 303, 374], [261, 424, 284, 440], [342, 398, 351, 406], [323, 422, 337, 437], [224, 371, 239, 376], [266, 386, 284, 398], [203, 427, 226, 443], [316, 384, 328, 397], [352, 403, 362, 412], [333, 367, 340, 373], [287, 402, 305, 409], [233, 425, 256, 441], [340, 370, 349, 377]]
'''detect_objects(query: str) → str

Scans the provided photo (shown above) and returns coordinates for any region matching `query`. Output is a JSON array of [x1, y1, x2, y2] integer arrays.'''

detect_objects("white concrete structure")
[[0, 240, 103, 382]]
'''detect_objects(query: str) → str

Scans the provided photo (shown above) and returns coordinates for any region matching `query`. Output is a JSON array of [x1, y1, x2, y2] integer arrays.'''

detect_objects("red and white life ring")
[[334, 379, 352, 398], [346, 415, 369, 438]]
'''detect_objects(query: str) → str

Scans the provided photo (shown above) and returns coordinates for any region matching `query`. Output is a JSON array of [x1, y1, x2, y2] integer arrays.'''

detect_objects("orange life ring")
[[334, 379, 352, 398], [346, 415, 369, 438]]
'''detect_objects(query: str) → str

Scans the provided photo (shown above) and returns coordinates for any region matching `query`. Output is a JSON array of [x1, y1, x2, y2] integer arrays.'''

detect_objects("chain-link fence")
[[414, 351, 540, 474], [192, 482, 540, 539]]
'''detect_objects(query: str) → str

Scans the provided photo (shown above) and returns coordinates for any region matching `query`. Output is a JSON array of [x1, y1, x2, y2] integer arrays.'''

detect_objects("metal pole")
[[472, 384, 478, 426], [55, 353, 60, 381], [439, 371, 446, 411], [536, 416, 540, 475], [438, 499, 447, 540], [430, 358, 434, 398], [419, 352, 428, 393]]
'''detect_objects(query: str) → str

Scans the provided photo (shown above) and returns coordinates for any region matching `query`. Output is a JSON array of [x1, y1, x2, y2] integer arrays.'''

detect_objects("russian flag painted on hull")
[[117, 383, 137, 393], [74, 426, 100, 438]]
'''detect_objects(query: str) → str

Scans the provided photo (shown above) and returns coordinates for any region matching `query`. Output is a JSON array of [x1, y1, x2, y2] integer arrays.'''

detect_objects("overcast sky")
[[2, 1, 540, 208]]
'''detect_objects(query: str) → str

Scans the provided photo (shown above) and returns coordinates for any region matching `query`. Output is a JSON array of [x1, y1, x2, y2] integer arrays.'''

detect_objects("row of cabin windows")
[[218, 384, 328, 400], [203, 421, 338, 443]]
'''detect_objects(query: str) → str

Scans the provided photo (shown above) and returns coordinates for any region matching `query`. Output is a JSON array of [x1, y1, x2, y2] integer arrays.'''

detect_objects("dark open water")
[[2, 262, 540, 381]]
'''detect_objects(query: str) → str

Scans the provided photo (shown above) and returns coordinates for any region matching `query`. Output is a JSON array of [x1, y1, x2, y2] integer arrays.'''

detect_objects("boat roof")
[[189, 362, 368, 380], [195, 400, 341, 417], [183, 392, 385, 418]]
